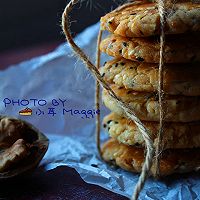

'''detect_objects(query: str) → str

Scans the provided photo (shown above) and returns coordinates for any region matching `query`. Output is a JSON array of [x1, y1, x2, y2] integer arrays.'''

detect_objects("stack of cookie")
[[99, 0, 200, 176]]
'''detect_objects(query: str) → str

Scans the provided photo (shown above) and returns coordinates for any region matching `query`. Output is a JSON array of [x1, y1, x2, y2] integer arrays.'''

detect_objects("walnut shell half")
[[0, 116, 49, 180]]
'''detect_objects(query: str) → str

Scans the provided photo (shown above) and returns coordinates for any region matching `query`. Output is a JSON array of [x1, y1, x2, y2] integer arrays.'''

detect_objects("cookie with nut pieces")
[[102, 84, 200, 122], [101, 0, 200, 37], [103, 112, 200, 149], [100, 58, 200, 96], [100, 34, 200, 63], [102, 138, 200, 176]]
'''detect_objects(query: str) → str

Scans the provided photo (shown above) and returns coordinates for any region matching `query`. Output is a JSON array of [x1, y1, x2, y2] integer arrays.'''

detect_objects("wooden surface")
[[0, 166, 128, 200]]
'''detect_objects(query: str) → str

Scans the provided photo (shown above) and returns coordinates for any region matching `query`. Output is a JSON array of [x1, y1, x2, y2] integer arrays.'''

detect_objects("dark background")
[[0, 0, 126, 52]]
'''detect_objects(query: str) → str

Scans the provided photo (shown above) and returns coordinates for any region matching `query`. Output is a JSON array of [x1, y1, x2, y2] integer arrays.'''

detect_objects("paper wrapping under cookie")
[[0, 23, 200, 199]]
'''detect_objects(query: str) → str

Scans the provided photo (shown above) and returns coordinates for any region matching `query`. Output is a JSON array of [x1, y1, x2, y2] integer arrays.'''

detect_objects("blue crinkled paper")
[[0, 23, 200, 199]]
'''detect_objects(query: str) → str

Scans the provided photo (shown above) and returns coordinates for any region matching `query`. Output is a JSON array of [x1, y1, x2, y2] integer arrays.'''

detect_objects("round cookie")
[[102, 84, 200, 122], [100, 1, 200, 37], [100, 58, 200, 96], [102, 138, 200, 176], [103, 112, 200, 149], [100, 34, 200, 63]]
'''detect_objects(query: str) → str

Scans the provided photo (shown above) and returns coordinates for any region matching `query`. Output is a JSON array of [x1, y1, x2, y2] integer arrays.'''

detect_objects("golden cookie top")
[[100, 1, 200, 37]]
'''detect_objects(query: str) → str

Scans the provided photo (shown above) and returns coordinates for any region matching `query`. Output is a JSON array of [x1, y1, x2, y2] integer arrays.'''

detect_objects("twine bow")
[[61, 0, 165, 199]]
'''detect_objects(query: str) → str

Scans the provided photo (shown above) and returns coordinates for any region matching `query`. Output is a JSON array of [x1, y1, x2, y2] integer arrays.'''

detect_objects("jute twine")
[[155, 0, 166, 178], [95, 28, 103, 158], [61, 0, 165, 199]]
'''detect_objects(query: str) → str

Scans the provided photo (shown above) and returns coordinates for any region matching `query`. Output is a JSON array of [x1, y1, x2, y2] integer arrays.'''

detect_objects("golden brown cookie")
[[102, 84, 200, 122], [102, 138, 200, 176], [101, 1, 200, 37], [100, 58, 200, 96], [103, 112, 200, 149], [100, 34, 200, 63]]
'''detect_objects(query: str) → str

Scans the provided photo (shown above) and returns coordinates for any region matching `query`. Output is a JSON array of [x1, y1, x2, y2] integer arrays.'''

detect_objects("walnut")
[[0, 116, 48, 178], [0, 117, 38, 149], [0, 139, 30, 172], [0, 118, 23, 148]]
